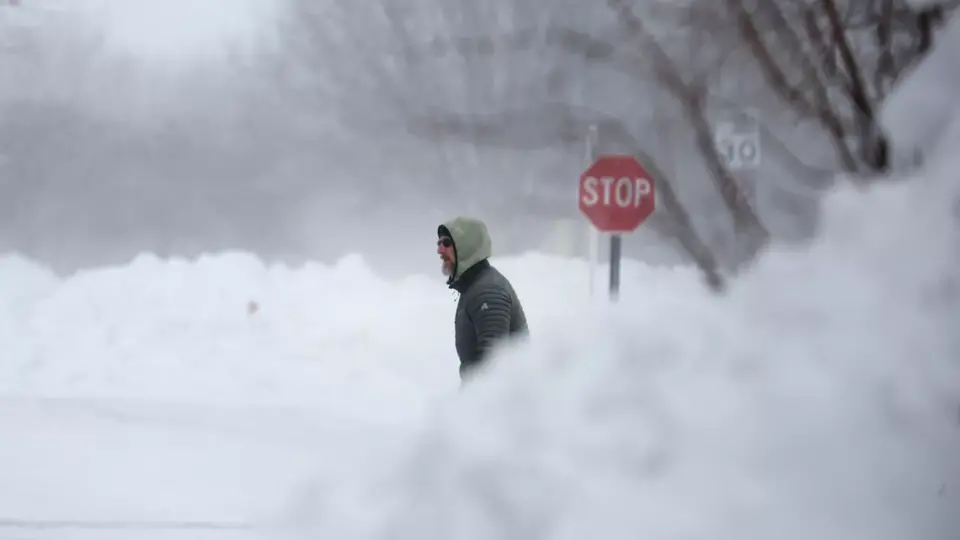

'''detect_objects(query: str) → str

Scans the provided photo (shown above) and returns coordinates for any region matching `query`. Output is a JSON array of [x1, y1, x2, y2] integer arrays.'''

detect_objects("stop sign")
[[579, 154, 656, 233]]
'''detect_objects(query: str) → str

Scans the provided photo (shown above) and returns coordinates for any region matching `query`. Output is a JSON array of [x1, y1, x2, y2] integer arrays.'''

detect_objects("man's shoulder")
[[464, 265, 510, 300], [476, 263, 514, 287]]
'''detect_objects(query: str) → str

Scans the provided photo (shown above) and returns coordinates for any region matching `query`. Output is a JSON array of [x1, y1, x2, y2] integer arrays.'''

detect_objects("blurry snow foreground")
[[286, 167, 960, 535], [280, 18, 960, 540]]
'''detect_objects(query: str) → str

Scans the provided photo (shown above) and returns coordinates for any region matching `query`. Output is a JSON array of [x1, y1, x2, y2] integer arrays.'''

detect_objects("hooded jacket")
[[439, 217, 528, 379]]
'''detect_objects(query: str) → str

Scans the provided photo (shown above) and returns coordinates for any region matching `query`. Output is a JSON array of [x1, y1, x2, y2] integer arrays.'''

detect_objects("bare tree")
[[606, 0, 769, 261], [273, 0, 954, 288], [704, 0, 956, 176]]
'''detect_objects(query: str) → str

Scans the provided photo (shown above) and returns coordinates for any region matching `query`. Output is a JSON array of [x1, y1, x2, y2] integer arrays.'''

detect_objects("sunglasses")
[[437, 237, 453, 248]]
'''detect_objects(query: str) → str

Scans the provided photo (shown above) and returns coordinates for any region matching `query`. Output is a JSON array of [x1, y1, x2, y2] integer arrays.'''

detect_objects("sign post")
[[584, 124, 599, 297], [578, 154, 657, 301]]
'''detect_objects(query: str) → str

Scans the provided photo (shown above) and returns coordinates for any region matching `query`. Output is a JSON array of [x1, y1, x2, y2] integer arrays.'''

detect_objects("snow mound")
[[0, 245, 702, 424]]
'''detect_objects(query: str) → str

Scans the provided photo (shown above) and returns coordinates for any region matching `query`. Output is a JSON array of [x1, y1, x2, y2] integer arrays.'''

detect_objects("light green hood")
[[439, 216, 492, 283]]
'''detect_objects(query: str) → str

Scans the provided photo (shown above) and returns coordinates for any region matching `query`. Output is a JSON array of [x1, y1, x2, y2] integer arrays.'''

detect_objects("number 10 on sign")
[[716, 134, 760, 170]]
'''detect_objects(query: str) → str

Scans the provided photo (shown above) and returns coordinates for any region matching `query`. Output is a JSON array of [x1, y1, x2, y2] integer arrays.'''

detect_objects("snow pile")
[[0, 251, 453, 422], [0, 248, 698, 423]]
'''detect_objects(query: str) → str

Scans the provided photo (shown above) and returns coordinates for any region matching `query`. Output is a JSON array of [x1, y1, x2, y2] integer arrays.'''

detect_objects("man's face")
[[437, 236, 456, 276]]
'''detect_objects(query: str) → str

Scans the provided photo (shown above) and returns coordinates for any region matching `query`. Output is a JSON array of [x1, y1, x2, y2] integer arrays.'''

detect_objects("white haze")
[[0, 0, 796, 277], [0, 0, 938, 280], [70, 0, 281, 63]]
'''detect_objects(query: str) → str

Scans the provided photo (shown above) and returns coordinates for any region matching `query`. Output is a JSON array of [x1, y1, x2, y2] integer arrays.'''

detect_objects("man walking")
[[437, 216, 529, 381]]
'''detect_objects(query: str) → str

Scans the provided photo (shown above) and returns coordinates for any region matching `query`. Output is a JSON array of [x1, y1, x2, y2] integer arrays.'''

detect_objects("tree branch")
[[608, 0, 768, 242]]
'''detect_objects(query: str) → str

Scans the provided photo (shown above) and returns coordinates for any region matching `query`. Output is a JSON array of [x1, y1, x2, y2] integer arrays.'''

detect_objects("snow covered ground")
[[2, 9, 960, 540]]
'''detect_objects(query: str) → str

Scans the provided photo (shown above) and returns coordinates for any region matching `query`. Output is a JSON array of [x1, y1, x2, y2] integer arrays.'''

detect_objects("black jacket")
[[451, 260, 529, 378], [439, 217, 529, 379]]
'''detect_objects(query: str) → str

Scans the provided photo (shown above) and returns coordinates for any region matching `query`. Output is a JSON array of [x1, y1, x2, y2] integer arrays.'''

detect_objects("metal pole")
[[585, 124, 599, 297], [609, 233, 621, 301]]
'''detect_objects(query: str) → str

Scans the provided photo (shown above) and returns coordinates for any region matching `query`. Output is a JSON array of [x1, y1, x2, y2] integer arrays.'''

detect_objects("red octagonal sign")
[[579, 154, 656, 233]]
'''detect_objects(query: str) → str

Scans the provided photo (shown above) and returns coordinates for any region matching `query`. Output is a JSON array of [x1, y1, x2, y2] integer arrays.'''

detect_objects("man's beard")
[[441, 258, 453, 276]]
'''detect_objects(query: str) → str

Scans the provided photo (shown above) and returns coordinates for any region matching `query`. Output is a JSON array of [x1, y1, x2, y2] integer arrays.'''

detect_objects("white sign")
[[580, 176, 652, 207], [715, 108, 761, 170], [716, 133, 761, 170]]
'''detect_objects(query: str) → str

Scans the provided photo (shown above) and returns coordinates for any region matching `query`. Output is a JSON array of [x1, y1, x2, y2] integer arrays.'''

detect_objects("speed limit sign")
[[716, 133, 761, 170]]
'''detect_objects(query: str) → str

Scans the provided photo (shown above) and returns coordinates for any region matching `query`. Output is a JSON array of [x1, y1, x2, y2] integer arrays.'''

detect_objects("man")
[[437, 216, 529, 381]]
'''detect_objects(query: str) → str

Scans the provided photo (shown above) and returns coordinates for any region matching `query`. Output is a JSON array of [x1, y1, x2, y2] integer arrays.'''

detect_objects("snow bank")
[[0, 250, 450, 422], [0, 247, 699, 424]]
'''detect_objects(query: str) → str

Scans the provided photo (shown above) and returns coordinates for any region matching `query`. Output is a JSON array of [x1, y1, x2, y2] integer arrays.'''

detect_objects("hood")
[[438, 216, 492, 284]]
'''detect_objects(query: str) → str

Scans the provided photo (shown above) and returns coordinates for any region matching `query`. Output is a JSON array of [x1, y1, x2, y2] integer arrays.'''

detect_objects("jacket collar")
[[448, 259, 490, 292]]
